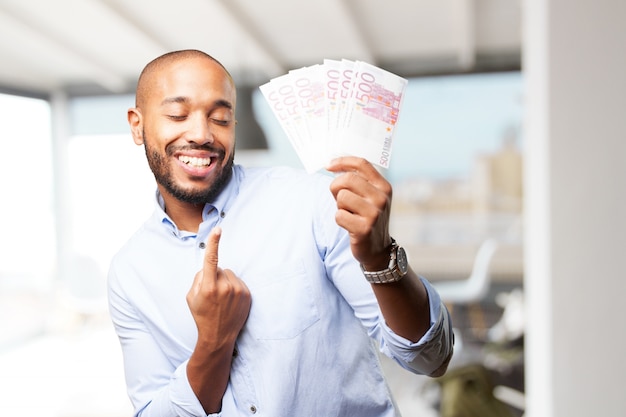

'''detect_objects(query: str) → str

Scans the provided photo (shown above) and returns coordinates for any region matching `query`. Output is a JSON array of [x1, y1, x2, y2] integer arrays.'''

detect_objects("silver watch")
[[360, 239, 409, 284]]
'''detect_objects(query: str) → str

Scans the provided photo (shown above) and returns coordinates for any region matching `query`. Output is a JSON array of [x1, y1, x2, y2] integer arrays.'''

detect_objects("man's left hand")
[[326, 156, 393, 271]]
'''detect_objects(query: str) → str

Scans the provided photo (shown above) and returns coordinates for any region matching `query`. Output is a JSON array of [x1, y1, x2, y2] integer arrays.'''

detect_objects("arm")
[[108, 269, 205, 417], [108, 227, 251, 417], [186, 227, 251, 414], [326, 157, 453, 374]]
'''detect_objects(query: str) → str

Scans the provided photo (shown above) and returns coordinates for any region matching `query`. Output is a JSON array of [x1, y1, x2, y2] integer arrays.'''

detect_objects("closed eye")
[[211, 118, 232, 126]]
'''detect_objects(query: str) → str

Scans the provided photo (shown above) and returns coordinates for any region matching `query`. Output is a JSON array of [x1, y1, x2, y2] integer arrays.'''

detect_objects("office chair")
[[432, 238, 499, 305]]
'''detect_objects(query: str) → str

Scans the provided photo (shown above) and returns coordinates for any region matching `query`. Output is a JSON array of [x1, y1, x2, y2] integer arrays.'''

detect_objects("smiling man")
[[130, 52, 237, 230], [108, 49, 453, 417]]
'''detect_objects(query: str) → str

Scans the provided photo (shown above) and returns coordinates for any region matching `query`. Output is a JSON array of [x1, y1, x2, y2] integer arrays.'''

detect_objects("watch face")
[[397, 247, 409, 274]]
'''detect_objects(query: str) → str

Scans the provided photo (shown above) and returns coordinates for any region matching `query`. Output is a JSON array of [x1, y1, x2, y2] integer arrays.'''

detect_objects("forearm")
[[373, 274, 454, 377], [187, 339, 236, 414], [369, 267, 431, 342]]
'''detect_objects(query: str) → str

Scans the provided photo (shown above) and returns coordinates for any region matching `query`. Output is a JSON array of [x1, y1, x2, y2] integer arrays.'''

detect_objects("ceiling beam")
[[0, 85, 49, 100], [213, 0, 288, 74], [97, 0, 174, 52], [457, 0, 477, 70], [341, 0, 377, 65], [0, 0, 128, 93]]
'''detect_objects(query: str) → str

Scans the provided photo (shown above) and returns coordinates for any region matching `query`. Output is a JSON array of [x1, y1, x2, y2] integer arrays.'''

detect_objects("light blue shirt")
[[108, 165, 453, 417]]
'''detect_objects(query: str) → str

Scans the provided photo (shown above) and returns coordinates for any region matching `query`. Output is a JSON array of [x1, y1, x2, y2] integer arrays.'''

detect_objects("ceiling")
[[0, 0, 522, 98]]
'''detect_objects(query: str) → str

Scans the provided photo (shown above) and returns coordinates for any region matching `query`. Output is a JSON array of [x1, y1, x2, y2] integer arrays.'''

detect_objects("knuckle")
[[381, 182, 392, 197], [334, 210, 346, 226], [357, 219, 371, 235], [336, 188, 348, 202], [205, 253, 219, 265], [374, 193, 390, 210]]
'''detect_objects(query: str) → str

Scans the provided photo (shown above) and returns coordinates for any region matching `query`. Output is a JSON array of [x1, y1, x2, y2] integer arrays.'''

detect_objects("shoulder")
[[238, 165, 334, 192], [108, 212, 161, 273], [233, 164, 338, 222]]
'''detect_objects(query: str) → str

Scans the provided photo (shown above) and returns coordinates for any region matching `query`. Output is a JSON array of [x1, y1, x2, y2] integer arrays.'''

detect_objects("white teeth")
[[178, 155, 211, 167]]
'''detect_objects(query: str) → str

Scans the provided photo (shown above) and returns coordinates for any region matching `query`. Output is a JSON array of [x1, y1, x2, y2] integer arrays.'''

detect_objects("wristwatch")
[[360, 238, 409, 284]]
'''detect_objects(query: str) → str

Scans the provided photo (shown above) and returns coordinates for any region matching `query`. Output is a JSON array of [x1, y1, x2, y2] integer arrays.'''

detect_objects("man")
[[108, 49, 453, 417]]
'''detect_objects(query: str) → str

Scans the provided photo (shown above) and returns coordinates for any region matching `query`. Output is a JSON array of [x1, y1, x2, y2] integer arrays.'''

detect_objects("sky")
[[389, 71, 524, 182]]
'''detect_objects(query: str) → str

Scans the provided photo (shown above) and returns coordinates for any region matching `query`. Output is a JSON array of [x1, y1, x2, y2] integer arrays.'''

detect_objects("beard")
[[143, 132, 234, 205]]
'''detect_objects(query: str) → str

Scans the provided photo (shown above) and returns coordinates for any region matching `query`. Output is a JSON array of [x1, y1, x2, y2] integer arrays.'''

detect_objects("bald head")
[[135, 49, 234, 108]]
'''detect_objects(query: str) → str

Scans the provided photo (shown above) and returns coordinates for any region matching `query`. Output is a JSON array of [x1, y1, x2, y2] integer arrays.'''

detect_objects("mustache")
[[165, 143, 225, 157]]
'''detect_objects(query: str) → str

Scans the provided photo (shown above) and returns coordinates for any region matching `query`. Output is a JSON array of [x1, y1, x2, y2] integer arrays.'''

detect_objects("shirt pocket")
[[245, 264, 320, 340]]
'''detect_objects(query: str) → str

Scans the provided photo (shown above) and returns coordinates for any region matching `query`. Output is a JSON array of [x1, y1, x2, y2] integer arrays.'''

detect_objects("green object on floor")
[[435, 364, 516, 417]]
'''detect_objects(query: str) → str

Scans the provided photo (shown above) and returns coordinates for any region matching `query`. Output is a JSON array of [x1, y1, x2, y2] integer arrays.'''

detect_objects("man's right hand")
[[187, 226, 251, 343], [186, 226, 251, 413]]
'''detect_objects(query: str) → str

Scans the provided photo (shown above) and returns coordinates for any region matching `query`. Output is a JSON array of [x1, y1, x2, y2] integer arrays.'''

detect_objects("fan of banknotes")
[[259, 59, 408, 173]]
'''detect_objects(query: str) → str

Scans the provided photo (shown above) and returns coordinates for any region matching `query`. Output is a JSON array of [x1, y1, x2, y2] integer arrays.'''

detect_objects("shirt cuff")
[[168, 361, 222, 417], [378, 277, 454, 375]]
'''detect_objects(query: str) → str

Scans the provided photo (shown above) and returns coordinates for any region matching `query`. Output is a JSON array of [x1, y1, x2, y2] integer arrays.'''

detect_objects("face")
[[129, 56, 237, 205]]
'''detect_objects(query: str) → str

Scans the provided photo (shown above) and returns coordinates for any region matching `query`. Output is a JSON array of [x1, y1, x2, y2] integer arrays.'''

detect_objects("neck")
[[159, 189, 204, 233]]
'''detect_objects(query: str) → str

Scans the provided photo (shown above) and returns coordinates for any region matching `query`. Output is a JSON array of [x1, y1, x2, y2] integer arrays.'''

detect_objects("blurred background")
[[0, 1, 624, 416]]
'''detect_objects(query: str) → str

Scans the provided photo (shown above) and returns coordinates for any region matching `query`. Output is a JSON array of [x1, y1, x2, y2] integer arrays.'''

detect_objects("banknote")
[[259, 73, 311, 170], [260, 59, 407, 172], [322, 59, 342, 147], [336, 60, 408, 168], [288, 64, 328, 170]]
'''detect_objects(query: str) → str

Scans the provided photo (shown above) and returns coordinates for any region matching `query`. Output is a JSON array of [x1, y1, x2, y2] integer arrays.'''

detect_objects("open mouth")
[[178, 155, 212, 168]]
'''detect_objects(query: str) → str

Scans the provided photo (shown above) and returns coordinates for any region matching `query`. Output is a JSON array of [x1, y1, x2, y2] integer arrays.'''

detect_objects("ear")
[[128, 107, 144, 145]]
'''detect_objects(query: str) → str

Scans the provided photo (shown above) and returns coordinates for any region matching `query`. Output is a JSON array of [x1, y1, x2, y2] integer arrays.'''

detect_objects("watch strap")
[[360, 239, 406, 284]]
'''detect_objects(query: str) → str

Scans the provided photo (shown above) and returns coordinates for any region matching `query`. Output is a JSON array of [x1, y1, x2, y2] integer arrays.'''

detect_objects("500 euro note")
[[288, 65, 328, 170], [260, 59, 407, 172], [337, 61, 408, 169], [260, 68, 328, 172], [259, 74, 313, 171]]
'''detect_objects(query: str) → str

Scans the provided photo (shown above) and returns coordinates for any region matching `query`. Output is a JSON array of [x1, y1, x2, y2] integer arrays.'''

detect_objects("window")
[[0, 93, 54, 347]]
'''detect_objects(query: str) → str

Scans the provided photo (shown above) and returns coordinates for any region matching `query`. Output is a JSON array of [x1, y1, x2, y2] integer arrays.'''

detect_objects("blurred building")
[[391, 129, 524, 284], [472, 128, 523, 213]]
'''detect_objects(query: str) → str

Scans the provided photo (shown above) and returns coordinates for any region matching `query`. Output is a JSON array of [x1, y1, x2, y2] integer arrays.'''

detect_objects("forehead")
[[146, 56, 236, 107]]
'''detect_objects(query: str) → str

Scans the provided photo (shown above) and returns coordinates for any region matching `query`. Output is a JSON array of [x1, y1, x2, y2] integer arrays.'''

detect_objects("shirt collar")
[[154, 165, 243, 235]]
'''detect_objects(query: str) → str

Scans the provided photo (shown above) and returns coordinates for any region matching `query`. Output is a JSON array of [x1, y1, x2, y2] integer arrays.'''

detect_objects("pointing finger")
[[203, 226, 222, 281]]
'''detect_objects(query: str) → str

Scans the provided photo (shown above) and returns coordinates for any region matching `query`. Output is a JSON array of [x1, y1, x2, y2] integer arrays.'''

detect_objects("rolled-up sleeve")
[[320, 204, 455, 377], [377, 277, 454, 376]]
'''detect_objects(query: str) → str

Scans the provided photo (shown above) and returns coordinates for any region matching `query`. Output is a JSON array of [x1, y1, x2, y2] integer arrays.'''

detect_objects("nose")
[[185, 114, 213, 145]]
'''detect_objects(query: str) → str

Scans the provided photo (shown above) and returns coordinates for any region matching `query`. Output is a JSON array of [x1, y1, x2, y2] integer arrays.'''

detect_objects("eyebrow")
[[160, 96, 187, 106], [160, 96, 234, 110]]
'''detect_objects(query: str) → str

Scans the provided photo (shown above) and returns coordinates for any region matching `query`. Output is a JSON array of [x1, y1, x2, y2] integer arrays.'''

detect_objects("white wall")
[[524, 1, 626, 416]]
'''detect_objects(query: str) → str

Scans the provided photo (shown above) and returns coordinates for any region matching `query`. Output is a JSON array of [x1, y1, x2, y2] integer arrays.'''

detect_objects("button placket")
[[197, 206, 221, 252], [229, 346, 260, 417]]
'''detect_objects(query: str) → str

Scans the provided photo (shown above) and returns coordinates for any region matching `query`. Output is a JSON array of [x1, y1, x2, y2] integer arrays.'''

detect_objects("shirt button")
[[198, 242, 206, 249], [249, 405, 257, 413], [220, 211, 226, 218]]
